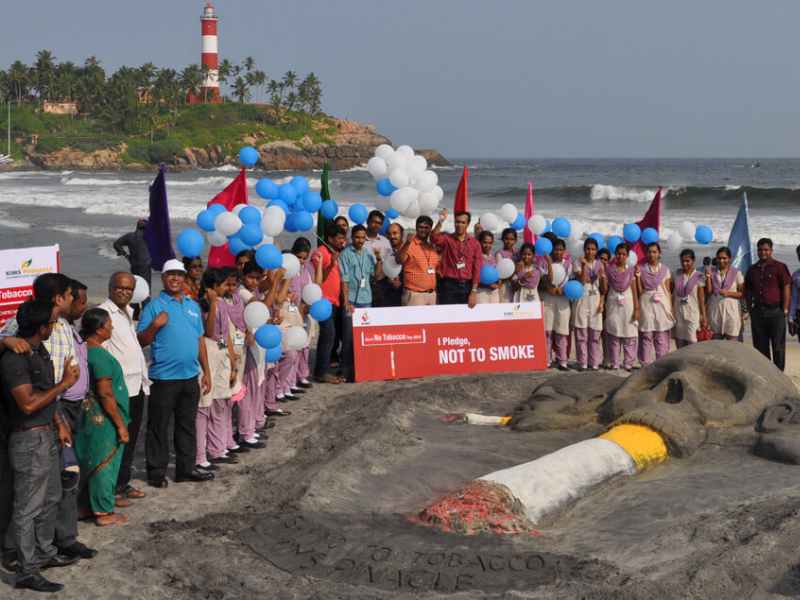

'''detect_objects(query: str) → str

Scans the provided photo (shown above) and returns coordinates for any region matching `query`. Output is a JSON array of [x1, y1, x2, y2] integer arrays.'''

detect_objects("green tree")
[[282, 70, 297, 93], [180, 64, 203, 105], [7, 61, 28, 104], [218, 58, 232, 100], [232, 76, 249, 103], [244, 56, 255, 73]]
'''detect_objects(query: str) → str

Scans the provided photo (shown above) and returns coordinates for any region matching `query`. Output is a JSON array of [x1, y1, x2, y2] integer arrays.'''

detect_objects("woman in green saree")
[[77, 308, 130, 526]]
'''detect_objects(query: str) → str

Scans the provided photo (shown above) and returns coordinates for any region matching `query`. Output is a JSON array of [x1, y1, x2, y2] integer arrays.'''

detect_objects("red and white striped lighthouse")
[[200, 3, 220, 103]]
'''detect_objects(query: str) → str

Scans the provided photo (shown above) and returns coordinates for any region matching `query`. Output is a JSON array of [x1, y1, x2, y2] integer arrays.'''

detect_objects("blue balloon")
[[255, 244, 282, 270], [563, 280, 585, 300], [607, 235, 625, 253], [641, 227, 659, 245], [588, 233, 605, 250], [293, 211, 314, 232], [283, 214, 298, 233], [238, 205, 261, 226], [255, 324, 282, 349], [290, 176, 310, 196], [552, 217, 571, 239], [238, 223, 263, 246], [176, 229, 204, 258], [512, 213, 526, 230], [277, 183, 298, 204], [227, 236, 251, 256], [543, 219, 552, 234], [695, 225, 713, 245], [480, 265, 499, 285], [264, 344, 283, 363], [376, 178, 397, 197], [535, 238, 553, 256], [293, 196, 306, 212], [302, 191, 323, 213], [268, 199, 290, 215], [208, 203, 227, 216], [309, 298, 333, 322], [196, 209, 217, 232], [623, 223, 641, 243], [255, 178, 278, 200], [320, 199, 338, 220], [348, 203, 368, 225], [380, 218, 391, 235], [239, 146, 258, 167], [385, 207, 399, 219]]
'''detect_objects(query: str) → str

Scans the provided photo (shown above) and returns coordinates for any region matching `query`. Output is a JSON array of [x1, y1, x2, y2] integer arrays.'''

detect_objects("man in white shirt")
[[98, 272, 150, 499]]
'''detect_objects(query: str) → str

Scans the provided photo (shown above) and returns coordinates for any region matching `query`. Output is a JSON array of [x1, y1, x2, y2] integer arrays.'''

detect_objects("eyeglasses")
[[113, 286, 135, 292]]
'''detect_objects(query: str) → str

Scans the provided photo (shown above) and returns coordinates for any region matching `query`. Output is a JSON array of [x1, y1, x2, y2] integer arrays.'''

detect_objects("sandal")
[[114, 498, 134, 508], [95, 513, 129, 527], [116, 485, 147, 500], [316, 374, 340, 384]]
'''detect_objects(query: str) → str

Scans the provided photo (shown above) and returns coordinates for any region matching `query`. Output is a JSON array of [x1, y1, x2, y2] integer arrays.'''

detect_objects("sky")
[[3, 0, 799, 159]]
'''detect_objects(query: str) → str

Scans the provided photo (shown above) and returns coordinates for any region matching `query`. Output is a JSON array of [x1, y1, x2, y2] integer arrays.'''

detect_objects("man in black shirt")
[[0, 299, 80, 593], [113, 219, 151, 319]]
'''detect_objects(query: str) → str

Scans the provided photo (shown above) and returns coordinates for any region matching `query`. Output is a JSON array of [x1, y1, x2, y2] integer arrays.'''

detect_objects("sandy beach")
[[2, 338, 800, 598]]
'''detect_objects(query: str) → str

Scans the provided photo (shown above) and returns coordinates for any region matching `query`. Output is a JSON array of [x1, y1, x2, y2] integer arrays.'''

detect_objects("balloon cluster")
[[667, 221, 713, 250], [367, 144, 444, 219], [253, 174, 323, 235]]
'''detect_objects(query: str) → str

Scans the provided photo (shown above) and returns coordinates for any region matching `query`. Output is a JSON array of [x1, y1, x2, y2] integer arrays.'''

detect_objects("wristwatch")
[[471, 288, 478, 293]]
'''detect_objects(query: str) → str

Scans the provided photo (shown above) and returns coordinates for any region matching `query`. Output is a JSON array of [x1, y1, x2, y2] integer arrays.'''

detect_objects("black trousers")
[[115, 389, 146, 493], [146, 378, 200, 480], [751, 306, 787, 371], [0, 447, 13, 556], [372, 278, 402, 308], [439, 278, 472, 305], [54, 400, 80, 550]]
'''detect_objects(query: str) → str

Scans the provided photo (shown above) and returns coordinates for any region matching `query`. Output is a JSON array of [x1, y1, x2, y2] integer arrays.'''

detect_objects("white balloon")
[[568, 239, 584, 258], [387, 152, 407, 172], [283, 325, 308, 350], [550, 263, 567, 286], [404, 200, 421, 219], [431, 185, 444, 202], [375, 194, 392, 212], [668, 232, 683, 250], [528, 215, 547, 235], [301, 283, 323, 305], [389, 169, 409, 189], [418, 191, 439, 213], [262, 206, 286, 237], [375, 144, 394, 161], [282, 253, 301, 279], [569, 222, 584, 241], [390, 188, 412, 213], [480, 213, 499, 231], [367, 156, 387, 180], [244, 302, 270, 330], [396, 145, 415, 160], [382, 257, 403, 278], [208, 231, 228, 246], [417, 170, 438, 193], [214, 212, 242, 237], [497, 258, 515, 279], [131, 275, 149, 304], [262, 235, 274, 245], [678, 221, 695, 239], [232, 204, 246, 216], [405, 160, 424, 182], [499, 203, 518, 224], [626, 251, 638, 267], [411, 154, 428, 172]]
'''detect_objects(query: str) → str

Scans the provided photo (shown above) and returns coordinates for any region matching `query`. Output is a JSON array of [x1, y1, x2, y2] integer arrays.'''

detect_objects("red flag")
[[206, 168, 249, 267], [454, 166, 468, 213], [630, 186, 661, 266], [523, 180, 535, 245]]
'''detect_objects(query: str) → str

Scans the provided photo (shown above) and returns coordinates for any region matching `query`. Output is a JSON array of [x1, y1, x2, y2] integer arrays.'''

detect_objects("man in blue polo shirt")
[[137, 259, 213, 488]]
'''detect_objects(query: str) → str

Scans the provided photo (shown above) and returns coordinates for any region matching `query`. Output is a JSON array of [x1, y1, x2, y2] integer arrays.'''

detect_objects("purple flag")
[[143, 164, 175, 271]]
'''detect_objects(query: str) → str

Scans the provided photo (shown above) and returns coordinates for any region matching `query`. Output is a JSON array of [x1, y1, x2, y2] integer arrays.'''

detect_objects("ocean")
[[1, 158, 798, 297]]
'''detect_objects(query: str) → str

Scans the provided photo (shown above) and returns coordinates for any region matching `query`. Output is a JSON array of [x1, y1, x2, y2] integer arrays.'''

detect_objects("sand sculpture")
[[419, 341, 798, 534]]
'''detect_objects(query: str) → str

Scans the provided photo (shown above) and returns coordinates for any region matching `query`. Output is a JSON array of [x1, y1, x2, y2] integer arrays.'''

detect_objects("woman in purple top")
[[603, 243, 640, 370], [512, 243, 542, 303], [671, 249, 707, 348], [635, 242, 675, 365], [789, 245, 800, 341], [288, 239, 316, 389], [476, 231, 501, 304], [704, 246, 744, 340], [495, 228, 520, 302]]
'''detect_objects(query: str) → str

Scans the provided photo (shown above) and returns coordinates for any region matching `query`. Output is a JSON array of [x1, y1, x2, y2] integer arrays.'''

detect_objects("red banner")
[[352, 303, 548, 382]]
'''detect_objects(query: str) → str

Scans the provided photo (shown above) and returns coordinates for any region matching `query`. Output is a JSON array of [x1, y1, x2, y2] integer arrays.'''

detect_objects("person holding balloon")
[[476, 231, 501, 304], [496, 228, 520, 303], [287, 238, 316, 390], [395, 216, 439, 307], [270, 260, 303, 402], [540, 238, 572, 370], [571, 238, 606, 371], [220, 266, 253, 440], [430, 208, 483, 308], [705, 247, 745, 341], [603, 243, 640, 371], [671, 249, 708, 348], [312, 224, 348, 383], [635, 242, 675, 366], [512, 243, 543, 303]]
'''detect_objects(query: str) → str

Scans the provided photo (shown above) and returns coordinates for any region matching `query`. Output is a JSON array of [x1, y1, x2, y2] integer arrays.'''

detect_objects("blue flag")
[[143, 164, 176, 271], [727, 193, 755, 273]]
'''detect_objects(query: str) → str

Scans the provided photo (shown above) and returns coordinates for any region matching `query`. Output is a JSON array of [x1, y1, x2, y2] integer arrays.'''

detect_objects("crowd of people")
[[0, 207, 798, 592]]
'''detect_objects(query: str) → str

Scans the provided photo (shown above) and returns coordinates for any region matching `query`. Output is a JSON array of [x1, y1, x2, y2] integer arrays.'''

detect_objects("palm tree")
[[138, 62, 157, 100], [7, 61, 28, 105], [218, 58, 232, 100], [253, 70, 266, 103], [180, 64, 203, 105], [231, 76, 249, 103], [285, 91, 298, 114], [201, 64, 212, 103], [282, 70, 297, 93], [244, 56, 255, 73], [270, 91, 282, 124]]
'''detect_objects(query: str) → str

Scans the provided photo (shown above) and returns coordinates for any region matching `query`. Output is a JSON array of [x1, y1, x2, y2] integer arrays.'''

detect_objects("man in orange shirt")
[[312, 224, 347, 383], [396, 216, 439, 306]]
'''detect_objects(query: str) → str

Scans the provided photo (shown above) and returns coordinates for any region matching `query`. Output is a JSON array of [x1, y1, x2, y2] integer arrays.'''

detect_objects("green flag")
[[316, 161, 332, 247]]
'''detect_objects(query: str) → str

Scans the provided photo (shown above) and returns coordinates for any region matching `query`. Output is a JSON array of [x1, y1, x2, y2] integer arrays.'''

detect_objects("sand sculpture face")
[[756, 398, 800, 464], [510, 342, 797, 457]]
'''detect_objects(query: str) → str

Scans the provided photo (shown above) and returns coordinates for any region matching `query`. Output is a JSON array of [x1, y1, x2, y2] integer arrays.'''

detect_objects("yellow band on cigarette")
[[500, 416, 512, 426], [599, 424, 668, 470]]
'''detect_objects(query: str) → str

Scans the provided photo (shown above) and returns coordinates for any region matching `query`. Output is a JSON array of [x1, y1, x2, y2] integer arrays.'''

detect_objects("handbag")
[[696, 325, 713, 342], [60, 445, 80, 491]]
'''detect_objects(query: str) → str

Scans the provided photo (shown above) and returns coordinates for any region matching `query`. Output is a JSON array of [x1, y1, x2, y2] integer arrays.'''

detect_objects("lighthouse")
[[200, 3, 220, 103]]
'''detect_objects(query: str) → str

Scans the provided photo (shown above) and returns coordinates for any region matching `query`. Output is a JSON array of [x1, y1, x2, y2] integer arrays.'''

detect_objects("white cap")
[[162, 259, 186, 273]]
